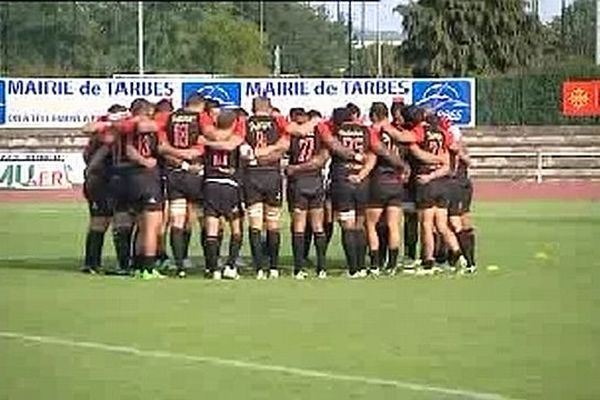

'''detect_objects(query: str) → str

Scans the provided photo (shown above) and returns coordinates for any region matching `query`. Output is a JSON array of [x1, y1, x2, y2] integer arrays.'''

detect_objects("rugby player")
[[366, 102, 414, 276], [447, 121, 477, 273], [286, 108, 329, 279], [113, 99, 165, 279], [201, 110, 248, 280], [412, 110, 467, 275], [80, 104, 128, 274], [243, 97, 291, 280], [157, 94, 205, 278], [320, 107, 376, 278]]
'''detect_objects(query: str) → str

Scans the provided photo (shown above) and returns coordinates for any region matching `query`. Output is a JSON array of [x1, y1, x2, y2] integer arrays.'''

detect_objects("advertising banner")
[[0, 77, 475, 128], [562, 81, 600, 116], [0, 153, 85, 189]]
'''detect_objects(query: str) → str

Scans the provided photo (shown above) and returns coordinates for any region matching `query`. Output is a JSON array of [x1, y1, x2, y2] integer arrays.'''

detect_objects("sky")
[[310, 0, 566, 33]]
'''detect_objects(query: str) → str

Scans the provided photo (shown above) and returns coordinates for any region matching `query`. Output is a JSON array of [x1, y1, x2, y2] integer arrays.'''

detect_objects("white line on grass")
[[0, 331, 518, 400]]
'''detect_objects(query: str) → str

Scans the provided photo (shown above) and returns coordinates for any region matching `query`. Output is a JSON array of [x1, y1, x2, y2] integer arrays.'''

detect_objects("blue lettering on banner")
[[182, 82, 241, 107], [412, 80, 473, 126], [245, 81, 310, 97], [7, 79, 75, 96], [0, 80, 5, 125], [342, 80, 410, 96], [107, 81, 174, 97]]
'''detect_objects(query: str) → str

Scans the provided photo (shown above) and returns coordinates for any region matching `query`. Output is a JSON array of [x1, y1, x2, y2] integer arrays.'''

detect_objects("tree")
[[395, 0, 545, 76]]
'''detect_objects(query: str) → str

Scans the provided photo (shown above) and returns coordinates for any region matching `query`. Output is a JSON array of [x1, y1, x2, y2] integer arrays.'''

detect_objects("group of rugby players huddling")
[[81, 94, 476, 280]]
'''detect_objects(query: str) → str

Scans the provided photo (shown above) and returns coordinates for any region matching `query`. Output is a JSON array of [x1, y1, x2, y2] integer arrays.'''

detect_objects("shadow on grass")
[[0, 256, 351, 277]]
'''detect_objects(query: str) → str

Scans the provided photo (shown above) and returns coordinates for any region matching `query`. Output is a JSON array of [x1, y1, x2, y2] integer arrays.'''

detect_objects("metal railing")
[[470, 151, 600, 183]]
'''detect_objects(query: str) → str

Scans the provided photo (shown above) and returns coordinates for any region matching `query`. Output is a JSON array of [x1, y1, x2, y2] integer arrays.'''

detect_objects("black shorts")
[[203, 181, 242, 219], [287, 175, 325, 211], [244, 170, 282, 208], [330, 178, 369, 213], [448, 178, 473, 216], [368, 177, 404, 208], [166, 169, 204, 203], [112, 168, 164, 213], [83, 175, 113, 217], [416, 177, 451, 210]]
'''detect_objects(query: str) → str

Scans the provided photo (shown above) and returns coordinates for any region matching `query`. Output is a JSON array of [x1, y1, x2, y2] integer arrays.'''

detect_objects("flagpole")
[[138, 1, 144, 75]]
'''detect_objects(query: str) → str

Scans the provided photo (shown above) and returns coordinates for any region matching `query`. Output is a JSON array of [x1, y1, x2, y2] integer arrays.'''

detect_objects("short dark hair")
[[271, 106, 281, 114], [289, 107, 307, 120], [332, 107, 352, 127], [369, 102, 388, 122], [130, 98, 149, 112], [307, 109, 322, 119], [107, 104, 127, 114], [185, 94, 204, 108], [130, 98, 153, 116], [346, 102, 360, 118], [391, 101, 406, 119], [205, 99, 220, 112], [216, 110, 237, 130], [236, 108, 249, 118], [156, 98, 174, 113], [252, 96, 271, 113]]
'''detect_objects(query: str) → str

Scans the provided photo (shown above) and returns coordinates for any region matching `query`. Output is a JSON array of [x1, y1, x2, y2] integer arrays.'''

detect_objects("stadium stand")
[[1, 125, 600, 182]]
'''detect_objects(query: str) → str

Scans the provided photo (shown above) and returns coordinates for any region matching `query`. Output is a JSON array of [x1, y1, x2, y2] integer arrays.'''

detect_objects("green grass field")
[[1, 201, 599, 400]]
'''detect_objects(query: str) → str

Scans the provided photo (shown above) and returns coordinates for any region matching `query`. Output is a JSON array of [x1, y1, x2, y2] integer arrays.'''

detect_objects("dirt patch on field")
[[1, 181, 600, 203]]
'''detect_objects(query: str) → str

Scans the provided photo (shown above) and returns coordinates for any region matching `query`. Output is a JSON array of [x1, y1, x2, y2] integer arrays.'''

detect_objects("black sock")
[[205, 236, 219, 272], [457, 229, 474, 267], [314, 232, 327, 272], [227, 234, 242, 266], [292, 233, 305, 274], [266, 230, 280, 270], [140, 255, 156, 273], [355, 229, 367, 271], [113, 226, 133, 270], [170, 227, 186, 268], [324, 221, 334, 250], [217, 231, 223, 260], [341, 228, 357, 273], [467, 229, 476, 266], [448, 249, 462, 266], [303, 225, 313, 261], [84, 230, 105, 268], [376, 222, 388, 265], [369, 249, 381, 269], [249, 228, 264, 271], [183, 229, 191, 259], [422, 259, 435, 269], [434, 233, 448, 264], [387, 248, 399, 270], [404, 214, 418, 260]]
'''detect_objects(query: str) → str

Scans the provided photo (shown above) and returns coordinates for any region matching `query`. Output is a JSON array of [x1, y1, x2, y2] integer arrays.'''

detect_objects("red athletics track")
[[1, 181, 600, 202]]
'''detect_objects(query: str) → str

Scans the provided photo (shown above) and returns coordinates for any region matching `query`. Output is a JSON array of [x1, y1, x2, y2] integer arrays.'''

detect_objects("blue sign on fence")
[[0, 80, 6, 125], [412, 79, 474, 127], [181, 82, 241, 108]]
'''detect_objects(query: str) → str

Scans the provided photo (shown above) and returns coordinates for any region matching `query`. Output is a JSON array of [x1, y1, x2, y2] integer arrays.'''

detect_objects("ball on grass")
[[486, 265, 500, 272], [534, 252, 549, 260]]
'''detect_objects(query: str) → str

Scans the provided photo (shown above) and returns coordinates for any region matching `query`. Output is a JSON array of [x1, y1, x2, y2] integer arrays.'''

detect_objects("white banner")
[[0, 153, 86, 189], [0, 77, 475, 128]]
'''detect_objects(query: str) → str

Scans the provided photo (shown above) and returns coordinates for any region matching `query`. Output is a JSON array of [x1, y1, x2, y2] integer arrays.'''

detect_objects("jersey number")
[[138, 134, 153, 158], [212, 151, 229, 167], [427, 140, 441, 155], [297, 137, 315, 163], [254, 130, 268, 149], [173, 123, 190, 148], [341, 136, 364, 153]]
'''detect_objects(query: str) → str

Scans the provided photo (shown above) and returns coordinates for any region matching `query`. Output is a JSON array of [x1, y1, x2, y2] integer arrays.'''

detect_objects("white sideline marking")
[[0, 331, 516, 400]]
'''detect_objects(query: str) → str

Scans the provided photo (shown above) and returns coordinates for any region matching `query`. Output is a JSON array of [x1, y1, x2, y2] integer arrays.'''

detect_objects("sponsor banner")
[[562, 81, 600, 116], [0, 78, 181, 128], [0, 153, 86, 189], [0, 77, 475, 128]]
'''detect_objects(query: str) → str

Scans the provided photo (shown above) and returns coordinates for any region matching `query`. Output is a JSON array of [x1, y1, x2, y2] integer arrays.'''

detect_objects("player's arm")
[[287, 148, 330, 176], [349, 151, 376, 183], [409, 144, 446, 165], [255, 135, 291, 162], [125, 143, 156, 169], [417, 151, 450, 184], [457, 139, 471, 166], [379, 121, 416, 144], [157, 141, 201, 161], [204, 134, 244, 151]]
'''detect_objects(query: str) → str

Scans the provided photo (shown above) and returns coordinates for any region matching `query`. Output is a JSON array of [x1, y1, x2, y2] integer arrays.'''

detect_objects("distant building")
[[354, 30, 403, 49]]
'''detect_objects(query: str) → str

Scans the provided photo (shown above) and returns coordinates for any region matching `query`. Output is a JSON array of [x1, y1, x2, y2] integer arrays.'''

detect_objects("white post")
[[137, 1, 144, 75], [536, 150, 543, 183], [376, 1, 382, 77], [259, 1, 264, 47], [596, 0, 600, 65]]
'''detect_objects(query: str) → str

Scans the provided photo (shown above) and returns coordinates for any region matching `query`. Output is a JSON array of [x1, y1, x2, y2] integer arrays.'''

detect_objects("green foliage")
[[395, 0, 545, 76]]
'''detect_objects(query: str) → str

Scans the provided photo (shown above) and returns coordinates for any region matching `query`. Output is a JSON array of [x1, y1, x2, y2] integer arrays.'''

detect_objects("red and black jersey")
[[288, 126, 323, 178], [325, 121, 370, 179], [112, 118, 159, 171], [203, 144, 241, 181], [413, 122, 453, 175], [165, 109, 201, 149], [245, 114, 288, 171], [370, 126, 404, 183]]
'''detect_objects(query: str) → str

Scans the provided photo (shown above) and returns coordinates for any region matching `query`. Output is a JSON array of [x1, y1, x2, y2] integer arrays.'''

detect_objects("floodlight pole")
[[596, 0, 600, 65], [376, 1, 382, 77], [138, 1, 144, 75]]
